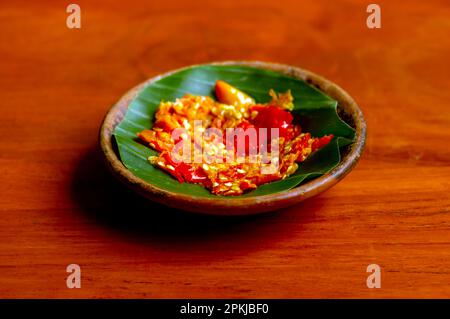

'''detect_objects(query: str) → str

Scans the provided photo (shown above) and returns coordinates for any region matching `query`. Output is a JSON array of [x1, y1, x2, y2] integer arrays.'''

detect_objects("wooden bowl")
[[99, 61, 366, 216]]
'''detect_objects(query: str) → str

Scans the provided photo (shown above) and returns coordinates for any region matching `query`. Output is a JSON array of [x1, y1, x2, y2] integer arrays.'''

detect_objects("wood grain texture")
[[0, 0, 449, 298]]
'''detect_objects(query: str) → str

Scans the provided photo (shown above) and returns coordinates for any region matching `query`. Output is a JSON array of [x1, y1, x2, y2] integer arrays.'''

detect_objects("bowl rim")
[[99, 61, 366, 215]]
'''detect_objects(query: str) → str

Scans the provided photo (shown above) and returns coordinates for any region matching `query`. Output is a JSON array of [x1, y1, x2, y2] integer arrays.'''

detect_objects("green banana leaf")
[[113, 64, 355, 198]]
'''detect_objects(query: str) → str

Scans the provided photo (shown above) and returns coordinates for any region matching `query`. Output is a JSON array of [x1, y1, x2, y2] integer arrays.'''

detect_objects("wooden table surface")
[[1, 0, 450, 298]]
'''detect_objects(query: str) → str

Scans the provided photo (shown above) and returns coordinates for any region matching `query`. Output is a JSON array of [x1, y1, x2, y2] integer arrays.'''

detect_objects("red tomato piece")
[[251, 105, 293, 138]]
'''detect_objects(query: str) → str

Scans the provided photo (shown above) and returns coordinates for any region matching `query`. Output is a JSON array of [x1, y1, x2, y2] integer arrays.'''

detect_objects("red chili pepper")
[[159, 152, 184, 182], [311, 134, 334, 151], [180, 163, 209, 184], [253, 173, 281, 185], [235, 120, 258, 155], [160, 152, 209, 184], [239, 180, 254, 191]]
